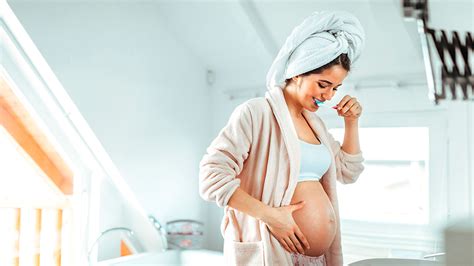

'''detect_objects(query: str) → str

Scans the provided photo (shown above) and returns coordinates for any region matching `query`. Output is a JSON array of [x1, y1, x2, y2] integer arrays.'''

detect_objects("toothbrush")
[[313, 98, 339, 109]]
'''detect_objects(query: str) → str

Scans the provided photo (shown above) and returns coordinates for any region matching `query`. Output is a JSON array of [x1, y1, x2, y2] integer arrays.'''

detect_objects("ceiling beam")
[[238, 0, 278, 57]]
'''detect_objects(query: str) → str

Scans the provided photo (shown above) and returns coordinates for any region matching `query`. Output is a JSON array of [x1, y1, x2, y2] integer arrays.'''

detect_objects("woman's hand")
[[335, 95, 362, 122], [261, 201, 310, 254]]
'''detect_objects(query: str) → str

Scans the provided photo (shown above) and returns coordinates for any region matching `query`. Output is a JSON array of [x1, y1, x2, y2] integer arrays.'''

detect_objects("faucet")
[[87, 227, 141, 265], [148, 215, 168, 251]]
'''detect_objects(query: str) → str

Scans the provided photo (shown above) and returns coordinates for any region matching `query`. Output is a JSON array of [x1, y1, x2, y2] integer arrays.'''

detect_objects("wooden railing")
[[0, 203, 72, 266]]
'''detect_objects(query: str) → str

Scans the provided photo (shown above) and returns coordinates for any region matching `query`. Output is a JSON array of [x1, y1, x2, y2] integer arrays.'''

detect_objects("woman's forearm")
[[342, 119, 361, 154], [227, 187, 273, 222]]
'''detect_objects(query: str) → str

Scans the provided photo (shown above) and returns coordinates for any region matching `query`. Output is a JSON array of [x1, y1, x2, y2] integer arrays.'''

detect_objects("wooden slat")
[[15, 208, 20, 266], [60, 208, 73, 266], [56, 209, 62, 266], [34, 209, 41, 266]]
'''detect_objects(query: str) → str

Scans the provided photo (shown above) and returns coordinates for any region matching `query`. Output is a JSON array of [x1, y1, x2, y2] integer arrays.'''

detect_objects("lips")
[[312, 97, 324, 107]]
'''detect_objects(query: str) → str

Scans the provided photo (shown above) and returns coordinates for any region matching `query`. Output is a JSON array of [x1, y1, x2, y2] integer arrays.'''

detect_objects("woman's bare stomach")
[[290, 180, 337, 257]]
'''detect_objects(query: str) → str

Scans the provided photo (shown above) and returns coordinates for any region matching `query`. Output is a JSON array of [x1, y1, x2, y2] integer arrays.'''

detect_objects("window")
[[333, 127, 430, 224], [324, 111, 448, 263]]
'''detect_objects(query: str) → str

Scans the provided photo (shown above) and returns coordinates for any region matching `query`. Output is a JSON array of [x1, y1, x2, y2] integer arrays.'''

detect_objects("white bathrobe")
[[199, 86, 365, 265]]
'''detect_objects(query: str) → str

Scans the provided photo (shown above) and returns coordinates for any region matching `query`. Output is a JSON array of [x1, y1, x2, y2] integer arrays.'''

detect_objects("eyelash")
[[318, 83, 338, 91]]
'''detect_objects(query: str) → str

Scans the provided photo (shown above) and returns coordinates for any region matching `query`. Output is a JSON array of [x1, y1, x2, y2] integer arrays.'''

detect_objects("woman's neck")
[[282, 86, 304, 118]]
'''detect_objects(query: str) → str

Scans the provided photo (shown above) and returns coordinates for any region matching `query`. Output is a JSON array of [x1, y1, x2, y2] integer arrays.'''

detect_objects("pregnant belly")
[[290, 181, 337, 257]]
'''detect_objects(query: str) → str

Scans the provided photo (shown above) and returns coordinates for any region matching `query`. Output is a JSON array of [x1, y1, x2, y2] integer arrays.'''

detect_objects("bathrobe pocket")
[[223, 239, 264, 266]]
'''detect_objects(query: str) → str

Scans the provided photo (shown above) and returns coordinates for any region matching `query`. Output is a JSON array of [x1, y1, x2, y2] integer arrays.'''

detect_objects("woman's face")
[[292, 64, 348, 112]]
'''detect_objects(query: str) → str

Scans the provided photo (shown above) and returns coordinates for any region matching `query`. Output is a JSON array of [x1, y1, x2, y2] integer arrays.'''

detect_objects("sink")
[[349, 258, 444, 266], [98, 249, 224, 266]]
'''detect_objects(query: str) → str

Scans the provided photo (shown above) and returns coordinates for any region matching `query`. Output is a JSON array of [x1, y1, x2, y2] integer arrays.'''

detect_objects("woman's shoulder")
[[240, 97, 272, 115], [228, 97, 271, 125]]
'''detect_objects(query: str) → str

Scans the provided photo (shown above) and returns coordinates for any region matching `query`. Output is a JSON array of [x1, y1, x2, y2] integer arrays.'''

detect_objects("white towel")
[[266, 10, 365, 90]]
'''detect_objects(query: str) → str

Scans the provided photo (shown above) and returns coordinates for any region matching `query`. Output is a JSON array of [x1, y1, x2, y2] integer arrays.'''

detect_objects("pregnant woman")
[[199, 11, 365, 266]]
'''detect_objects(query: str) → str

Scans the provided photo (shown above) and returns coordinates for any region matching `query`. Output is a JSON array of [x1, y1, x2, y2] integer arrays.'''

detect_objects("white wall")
[[8, 1, 215, 249]]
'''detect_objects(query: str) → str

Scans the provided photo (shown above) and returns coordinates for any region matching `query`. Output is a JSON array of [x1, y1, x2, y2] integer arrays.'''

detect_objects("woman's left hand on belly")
[[261, 201, 311, 254]]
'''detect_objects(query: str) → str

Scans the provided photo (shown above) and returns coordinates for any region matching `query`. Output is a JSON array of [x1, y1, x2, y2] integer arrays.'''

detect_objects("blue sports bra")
[[298, 139, 332, 182]]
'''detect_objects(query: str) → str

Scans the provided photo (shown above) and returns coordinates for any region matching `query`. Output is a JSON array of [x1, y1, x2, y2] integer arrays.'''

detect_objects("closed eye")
[[319, 82, 341, 91], [319, 83, 339, 91]]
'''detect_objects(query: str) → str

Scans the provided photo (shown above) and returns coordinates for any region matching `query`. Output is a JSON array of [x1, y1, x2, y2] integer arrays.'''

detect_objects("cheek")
[[304, 90, 316, 101], [299, 92, 312, 105], [304, 84, 319, 95]]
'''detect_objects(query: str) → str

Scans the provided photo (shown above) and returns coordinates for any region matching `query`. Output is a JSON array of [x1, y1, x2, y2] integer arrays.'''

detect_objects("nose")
[[322, 89, 336, 101]]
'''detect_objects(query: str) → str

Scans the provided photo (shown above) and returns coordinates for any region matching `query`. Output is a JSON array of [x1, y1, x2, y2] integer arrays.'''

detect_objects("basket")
[[166, 219, 204, 249]]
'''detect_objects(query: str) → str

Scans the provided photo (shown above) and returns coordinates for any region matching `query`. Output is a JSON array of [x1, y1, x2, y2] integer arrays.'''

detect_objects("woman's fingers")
[[336, 96, 363, 119], [294, 226, 310, 250], [336, 95, 352, 110], [278, 238, 292, 253], [284, 237, 298, 253], [343, 102, 362, 118], [290, 200, 305, 212], [265, 205, 310, 254], [353, 102, 362, 116], [340, 98, 357, 114], [289, 234, 305, 254]]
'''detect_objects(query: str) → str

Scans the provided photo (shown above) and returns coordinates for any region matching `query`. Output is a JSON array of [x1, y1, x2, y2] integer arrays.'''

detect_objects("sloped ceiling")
[[154, 0, 429, 91]]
